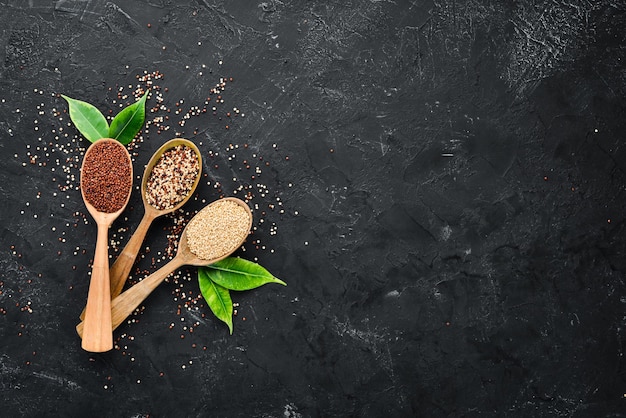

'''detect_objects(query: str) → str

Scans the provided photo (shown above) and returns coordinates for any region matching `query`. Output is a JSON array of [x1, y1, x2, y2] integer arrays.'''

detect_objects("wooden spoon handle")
[[109, 210, 156, 299], [79, 210, 156, 321], [76, 256, 186, 337], [81, 223, 113, 352]]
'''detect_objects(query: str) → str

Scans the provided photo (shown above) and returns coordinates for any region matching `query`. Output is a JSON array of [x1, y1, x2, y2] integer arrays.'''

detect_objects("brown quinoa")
[[186, 199, 250, 260], [145, 145, 199, 210], [81, 140, 132, 213]]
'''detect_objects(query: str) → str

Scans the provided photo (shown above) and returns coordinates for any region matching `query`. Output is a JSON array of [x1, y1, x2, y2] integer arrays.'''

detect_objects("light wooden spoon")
[[80, 139, 133, 353], [78, 138, 202, 320], [76, 197, 252, 337]]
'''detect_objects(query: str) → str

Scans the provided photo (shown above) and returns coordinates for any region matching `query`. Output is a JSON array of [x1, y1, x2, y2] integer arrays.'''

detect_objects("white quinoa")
[[186, 200, 250, 260]]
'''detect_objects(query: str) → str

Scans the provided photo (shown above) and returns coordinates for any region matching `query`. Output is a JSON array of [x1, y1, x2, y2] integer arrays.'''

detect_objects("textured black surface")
[[1, 1, 625, 417]]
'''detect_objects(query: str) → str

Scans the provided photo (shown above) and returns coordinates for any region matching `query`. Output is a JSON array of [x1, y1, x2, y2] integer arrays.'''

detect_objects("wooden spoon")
[[78, 138, 202, 320], [80, 139, 133, 353], [76, 197, 252, 337]]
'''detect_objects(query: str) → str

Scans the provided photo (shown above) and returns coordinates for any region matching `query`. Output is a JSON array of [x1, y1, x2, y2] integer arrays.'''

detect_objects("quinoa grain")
[[81, 140, 132, 213], [186, 200, 250, 260], [145, 145, 199, 210]]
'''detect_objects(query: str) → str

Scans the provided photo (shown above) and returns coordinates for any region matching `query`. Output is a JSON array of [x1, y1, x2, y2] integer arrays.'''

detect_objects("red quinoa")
[[81, 140, 132, 213]]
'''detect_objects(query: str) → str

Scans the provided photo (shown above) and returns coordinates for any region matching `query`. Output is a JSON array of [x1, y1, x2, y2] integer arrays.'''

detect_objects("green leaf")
[[198, 268, 233, 334], [202, 257, 286, 291], [109, 90, 148, 145], [61, 95, 109, 143]]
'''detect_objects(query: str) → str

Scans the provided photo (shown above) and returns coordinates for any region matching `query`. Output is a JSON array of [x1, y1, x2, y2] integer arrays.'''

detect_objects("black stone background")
[[0, 1, 625, 417]]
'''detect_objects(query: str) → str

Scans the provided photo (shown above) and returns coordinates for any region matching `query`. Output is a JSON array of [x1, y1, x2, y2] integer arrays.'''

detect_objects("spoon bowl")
[[141, 138, 203, 214], [76, 197, 252, 336], [79, 138, 202, 320], [80, 138, 133, 352]]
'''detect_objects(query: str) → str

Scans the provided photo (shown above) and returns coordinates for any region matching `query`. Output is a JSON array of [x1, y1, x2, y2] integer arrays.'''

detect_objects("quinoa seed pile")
[[145, 144, 199, 210], [186, 199, 250, 261]]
